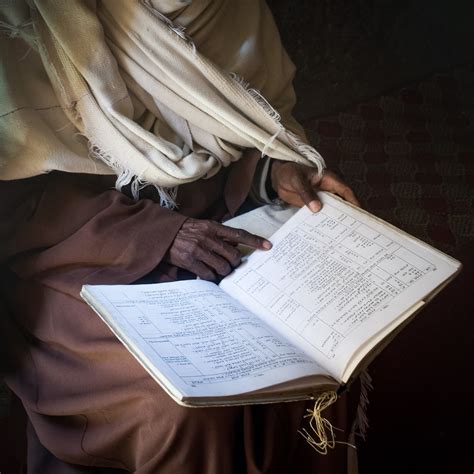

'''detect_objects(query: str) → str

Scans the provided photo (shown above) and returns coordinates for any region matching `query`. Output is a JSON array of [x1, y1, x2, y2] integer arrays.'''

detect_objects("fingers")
[[272, 161, 321, 212], [273, 161, 360, 209], [205, 237, 242, 268], [193, 243, 232, 277], [185, 234, 262, 280], [316, 171, 361, 207], [291, 170, 321, 212], [165, 218, 273, 281], [215, 224, 272, 250], [189, 236, 248, 280], [189, 261, 217, 281]]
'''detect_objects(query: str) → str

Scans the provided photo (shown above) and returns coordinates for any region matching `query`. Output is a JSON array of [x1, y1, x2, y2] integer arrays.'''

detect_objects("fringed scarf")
[[0, 0, 325, 207]]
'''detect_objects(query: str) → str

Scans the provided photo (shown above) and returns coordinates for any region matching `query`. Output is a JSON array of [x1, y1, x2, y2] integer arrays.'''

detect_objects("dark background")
[[268, 1, 474, 473], [1, 1, 473, 473], [270, 0, 474, 120]]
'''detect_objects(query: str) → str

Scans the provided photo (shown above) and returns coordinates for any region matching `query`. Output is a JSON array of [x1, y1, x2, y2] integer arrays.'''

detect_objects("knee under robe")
[[0, 154, 360, 473]]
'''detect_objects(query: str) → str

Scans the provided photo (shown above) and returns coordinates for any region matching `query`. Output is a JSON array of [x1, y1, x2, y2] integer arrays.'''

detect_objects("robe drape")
[[0, 151, 360, 473]]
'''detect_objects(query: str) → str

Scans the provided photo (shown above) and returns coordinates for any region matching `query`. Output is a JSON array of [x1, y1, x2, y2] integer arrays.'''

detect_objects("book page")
[[220, 192, 461, 382], [81, 280, 328, 400], [224, 204, 299, 240]]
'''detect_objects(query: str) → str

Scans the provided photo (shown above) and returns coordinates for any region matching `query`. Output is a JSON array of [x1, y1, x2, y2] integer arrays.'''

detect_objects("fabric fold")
[[0, 0, 325, 205]]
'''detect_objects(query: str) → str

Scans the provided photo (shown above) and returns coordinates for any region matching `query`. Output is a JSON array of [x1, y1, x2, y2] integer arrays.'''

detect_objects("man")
[[1, 1, 360, 472]]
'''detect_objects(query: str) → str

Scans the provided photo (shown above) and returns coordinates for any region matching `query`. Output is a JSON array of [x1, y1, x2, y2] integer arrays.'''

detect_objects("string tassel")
[[299, 391, 356, 455], [299, 391, 338, 454], [229, 72, 325, 174]]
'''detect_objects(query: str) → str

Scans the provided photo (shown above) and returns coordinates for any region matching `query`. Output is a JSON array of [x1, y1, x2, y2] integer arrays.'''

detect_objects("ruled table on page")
[[84, 280, 325, 397], [221, 194, 451, 368]]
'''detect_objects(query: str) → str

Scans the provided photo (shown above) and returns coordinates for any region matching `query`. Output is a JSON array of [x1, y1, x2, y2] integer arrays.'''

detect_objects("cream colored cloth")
[[0, 0, 325, 205]]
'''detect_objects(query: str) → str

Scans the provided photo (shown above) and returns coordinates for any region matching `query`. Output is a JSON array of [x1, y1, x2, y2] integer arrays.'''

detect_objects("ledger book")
[[81, 192, 461, 407]]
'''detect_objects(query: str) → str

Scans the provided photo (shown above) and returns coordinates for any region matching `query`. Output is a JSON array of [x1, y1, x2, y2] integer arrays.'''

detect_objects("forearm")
[[1, 172, 187, 297]]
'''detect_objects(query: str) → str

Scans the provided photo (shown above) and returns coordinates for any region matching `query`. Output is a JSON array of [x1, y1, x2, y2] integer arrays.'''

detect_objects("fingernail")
[[263, 240, 272, 250], [309, 200, 321, 213]]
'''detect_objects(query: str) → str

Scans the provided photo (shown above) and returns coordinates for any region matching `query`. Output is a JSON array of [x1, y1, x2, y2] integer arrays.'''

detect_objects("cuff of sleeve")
[[249, 157, 277, 205], [21, 198, 189, 293], [118, 203, 188, 283]]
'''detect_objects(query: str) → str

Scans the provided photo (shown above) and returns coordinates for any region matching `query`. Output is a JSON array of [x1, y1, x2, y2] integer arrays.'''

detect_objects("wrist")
[[266, 159, 279, 200]]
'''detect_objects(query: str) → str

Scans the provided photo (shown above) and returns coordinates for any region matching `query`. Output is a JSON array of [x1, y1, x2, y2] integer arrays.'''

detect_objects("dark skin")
[[165, 156, 360, 281]]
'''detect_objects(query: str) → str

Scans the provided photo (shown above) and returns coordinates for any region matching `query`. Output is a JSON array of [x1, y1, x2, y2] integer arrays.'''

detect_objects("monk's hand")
[[271, 161, 360, 212], [165, 218, 272, 281]]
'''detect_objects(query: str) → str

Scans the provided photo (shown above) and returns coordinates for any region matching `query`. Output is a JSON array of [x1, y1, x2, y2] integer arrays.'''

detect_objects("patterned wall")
[[301, 64, 474, 257]]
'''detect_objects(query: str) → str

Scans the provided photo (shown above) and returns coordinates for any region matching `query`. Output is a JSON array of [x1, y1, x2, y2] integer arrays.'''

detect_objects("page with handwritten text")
[[220, 192, 460, 381]]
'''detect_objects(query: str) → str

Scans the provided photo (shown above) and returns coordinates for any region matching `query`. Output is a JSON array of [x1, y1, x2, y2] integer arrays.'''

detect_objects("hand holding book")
[[270, 161, 360, 212], [81, 192, 461, 407]]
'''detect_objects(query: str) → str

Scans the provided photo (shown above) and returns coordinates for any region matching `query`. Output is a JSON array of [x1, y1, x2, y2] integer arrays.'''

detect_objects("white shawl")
[[0, 0, 324, 206]]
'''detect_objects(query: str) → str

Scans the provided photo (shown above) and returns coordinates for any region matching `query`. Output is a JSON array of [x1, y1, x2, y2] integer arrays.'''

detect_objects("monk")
[[1, 1, 361, 472]]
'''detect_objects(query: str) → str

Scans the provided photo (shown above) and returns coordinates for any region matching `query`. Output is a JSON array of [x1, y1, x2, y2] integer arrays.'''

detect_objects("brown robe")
[[0, 151, 359, 473]]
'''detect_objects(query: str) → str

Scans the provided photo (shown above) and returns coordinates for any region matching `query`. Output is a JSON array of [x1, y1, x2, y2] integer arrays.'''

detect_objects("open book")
[[81, 192, 461, 407]]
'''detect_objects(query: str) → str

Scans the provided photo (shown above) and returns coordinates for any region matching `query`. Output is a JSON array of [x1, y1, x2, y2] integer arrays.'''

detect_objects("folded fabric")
[[0, 0, 325, 206]]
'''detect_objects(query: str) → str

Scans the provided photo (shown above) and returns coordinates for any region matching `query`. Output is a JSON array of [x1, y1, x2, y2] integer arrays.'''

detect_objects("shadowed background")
[[1, 1, 473, 473], [268, 0, 474, 472]]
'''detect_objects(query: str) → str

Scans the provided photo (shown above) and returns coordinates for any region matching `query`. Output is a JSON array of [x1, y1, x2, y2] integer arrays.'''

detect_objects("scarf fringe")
[[0, 18, 35, 39], [228, 72, 325, 174], [352, 369, 373, 440], [261, 127, 283, 158], [286, 129, 325, 176], [141, 0, 196, 55], [87, 141, 178, 209], [125, 8, 324, 186], [0, 18, 37, 55], [155, 184, 179, 209], [8, 4, 322, 205], [229, 72, 282, 124]]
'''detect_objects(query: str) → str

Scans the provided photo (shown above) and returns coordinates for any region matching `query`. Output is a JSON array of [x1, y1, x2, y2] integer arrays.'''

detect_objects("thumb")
[[292, 171, 321, 212]]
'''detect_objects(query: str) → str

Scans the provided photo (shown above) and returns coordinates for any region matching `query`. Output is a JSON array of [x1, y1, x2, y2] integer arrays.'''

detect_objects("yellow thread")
[[299, 391, 356, 454]]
